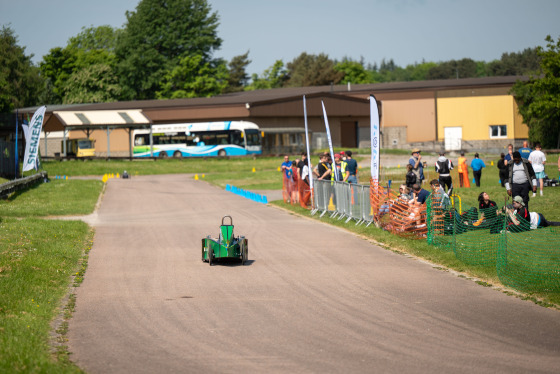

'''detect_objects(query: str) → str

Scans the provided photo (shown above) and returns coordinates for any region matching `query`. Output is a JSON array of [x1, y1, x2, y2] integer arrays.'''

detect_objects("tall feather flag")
[[321, 101, 338, 180], [15, 110, 19, 178], [303, 96, 313, 191], [370, 95, 380, 181], [22, 106, 46, 172]]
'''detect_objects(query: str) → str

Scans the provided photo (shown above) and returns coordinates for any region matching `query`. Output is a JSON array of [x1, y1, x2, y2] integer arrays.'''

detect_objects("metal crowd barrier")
[[311, 179, 373, 226]]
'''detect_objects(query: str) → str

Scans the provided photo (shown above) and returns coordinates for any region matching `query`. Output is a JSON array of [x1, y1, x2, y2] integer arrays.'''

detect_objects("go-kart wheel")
[[208, 247, 214, 266], [241, 239, 247, 265]]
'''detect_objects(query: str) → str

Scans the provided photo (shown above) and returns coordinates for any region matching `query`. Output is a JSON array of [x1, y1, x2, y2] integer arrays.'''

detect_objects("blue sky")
[[1, 0, 559, 76]]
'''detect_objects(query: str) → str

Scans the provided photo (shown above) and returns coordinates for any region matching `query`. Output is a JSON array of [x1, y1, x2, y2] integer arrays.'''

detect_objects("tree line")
[[0, 0, 558, 147]]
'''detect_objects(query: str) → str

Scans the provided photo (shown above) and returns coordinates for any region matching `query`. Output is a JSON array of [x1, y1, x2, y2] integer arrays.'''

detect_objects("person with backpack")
[[505, 151, 537, 210], [435, 150, 454, 194]]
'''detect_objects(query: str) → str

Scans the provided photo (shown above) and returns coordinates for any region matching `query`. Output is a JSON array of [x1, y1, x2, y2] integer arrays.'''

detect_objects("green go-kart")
[[202, 215, 248, 265]]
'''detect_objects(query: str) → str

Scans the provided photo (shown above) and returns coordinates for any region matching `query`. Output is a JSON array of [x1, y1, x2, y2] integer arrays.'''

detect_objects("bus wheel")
[[159, 152, 168, 159], [173, 151, 182, 158], [218, 150, 226, 157]]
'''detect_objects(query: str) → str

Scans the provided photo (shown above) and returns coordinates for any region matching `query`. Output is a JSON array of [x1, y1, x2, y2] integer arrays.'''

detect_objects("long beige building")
[[18, 76, 529, 157]]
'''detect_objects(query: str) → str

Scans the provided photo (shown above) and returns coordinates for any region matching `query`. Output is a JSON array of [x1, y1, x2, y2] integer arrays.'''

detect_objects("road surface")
[[68, 174, 560, 373]]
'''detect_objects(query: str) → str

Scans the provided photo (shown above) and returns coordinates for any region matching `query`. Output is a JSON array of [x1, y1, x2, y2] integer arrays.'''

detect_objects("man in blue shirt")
[[411, 183, 430, 204], [343, 150, 358, 184], [518, 140, 532, 160], [470, 153, 486, 187]]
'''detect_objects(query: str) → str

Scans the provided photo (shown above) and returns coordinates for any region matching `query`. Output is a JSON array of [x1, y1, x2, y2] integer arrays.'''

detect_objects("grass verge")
[[0, 179, 102, 372], [0, 218, 91, 373], [270, 201, 560, 308]]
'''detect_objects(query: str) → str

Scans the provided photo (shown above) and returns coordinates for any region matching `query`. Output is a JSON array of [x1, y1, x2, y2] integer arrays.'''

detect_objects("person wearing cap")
[[340, 151, 346, 161], [435, 151, 454, 194], [331, 153, 343, 182], [408, 148, 424, 184], [505, 151, 537, 210], [504, 195, 557, 231], [470, 153, 486, 187]]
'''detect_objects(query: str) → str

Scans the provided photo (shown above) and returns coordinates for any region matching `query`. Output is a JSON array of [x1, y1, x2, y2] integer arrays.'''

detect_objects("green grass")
[[0, 179, 103, 217], [271, 201, 560, 307], [0, 179, 101, 373], [0, 217, 91, 373], [1, 153, 558, 372]]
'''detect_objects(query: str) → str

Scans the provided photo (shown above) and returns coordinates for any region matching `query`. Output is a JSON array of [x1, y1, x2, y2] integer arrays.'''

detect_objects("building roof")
[[17, 76, 527, 114]]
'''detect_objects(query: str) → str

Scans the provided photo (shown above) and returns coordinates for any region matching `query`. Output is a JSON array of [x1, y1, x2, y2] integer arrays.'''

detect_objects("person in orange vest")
[[457, 151, 470, 188]]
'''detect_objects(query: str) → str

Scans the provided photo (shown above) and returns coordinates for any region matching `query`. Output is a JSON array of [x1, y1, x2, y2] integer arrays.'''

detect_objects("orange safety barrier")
[[369, 179, 427, 239], [281, 172, 300, 206]]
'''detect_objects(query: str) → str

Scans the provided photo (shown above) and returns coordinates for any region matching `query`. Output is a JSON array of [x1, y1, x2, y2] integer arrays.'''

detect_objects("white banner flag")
[[370, 95, 380, 181], [22, 106, 46, 172], [303, 96, 313, 191], [321, 101, 338, 180]]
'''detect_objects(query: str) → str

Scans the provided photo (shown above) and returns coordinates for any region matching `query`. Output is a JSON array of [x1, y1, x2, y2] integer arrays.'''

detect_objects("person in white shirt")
[[528, 142, 546, 196]]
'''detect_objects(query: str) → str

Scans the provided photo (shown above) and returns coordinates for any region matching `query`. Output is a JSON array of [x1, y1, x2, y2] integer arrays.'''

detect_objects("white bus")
[[132, 121, 262, 158]]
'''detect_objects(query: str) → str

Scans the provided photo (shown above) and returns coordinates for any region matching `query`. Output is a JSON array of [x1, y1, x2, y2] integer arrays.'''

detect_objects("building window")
[[489, 125, 507, 138]]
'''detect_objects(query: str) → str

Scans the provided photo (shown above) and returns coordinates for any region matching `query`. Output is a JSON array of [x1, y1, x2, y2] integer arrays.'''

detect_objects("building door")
[[444, 127, 462, 151], [341, 121, 357, 148]]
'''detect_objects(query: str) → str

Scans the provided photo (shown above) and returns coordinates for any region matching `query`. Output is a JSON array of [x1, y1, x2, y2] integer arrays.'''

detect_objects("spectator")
[[505, 151, 537, 210], [281, 155, 292, 203], [297, 153, 308, 206], [405, 164, 417, 188], [296, 152, 307, 180], [331, 153, 343, 182], [497, 153, 508, 187], [478, 191, 497, 210], [343, 150, 358, 184], [457, 152, 470, 188], [398, 184, 413, 201], [429, 179, 451, 209], [504, 144, 514, 166], [314, 154, 331, 181], [281, 155, 291, 173], [290, 160, 299, 204], [470, 153, 486, 187], [505, 195, 559, 230], [410, 183, 430, 204], [340, 151, 347, 161], [300, 157, 312, 208], [434, 150, 454, 194], [528, 142, 546, 196], [409, 148, 424, 184], [518, 140, 532, 160]]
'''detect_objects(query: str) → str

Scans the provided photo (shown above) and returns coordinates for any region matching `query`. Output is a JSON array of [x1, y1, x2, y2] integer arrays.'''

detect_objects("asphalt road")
[[68, 174, 560, 374]]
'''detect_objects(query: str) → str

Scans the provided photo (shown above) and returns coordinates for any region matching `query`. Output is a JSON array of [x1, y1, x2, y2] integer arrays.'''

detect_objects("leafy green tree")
[[61, 63, 122, 104], [487, 48, 540, 76], [0, 26, 44, 112], [426, 58, 479, 80], [285, 53, 343, 87], [156, 55, 228, 99], [115, 0, 222, 100], [224, 51, 251, 93], [246, 60, 289, 90], [40, 25, 120, 104], [335, 59, 373, 84], [511, 36, 560, 148]]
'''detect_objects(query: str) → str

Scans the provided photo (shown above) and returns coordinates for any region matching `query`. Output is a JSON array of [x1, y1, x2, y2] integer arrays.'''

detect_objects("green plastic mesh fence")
[[497, 226, 560, 292], [428, 195, 560, 291]]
